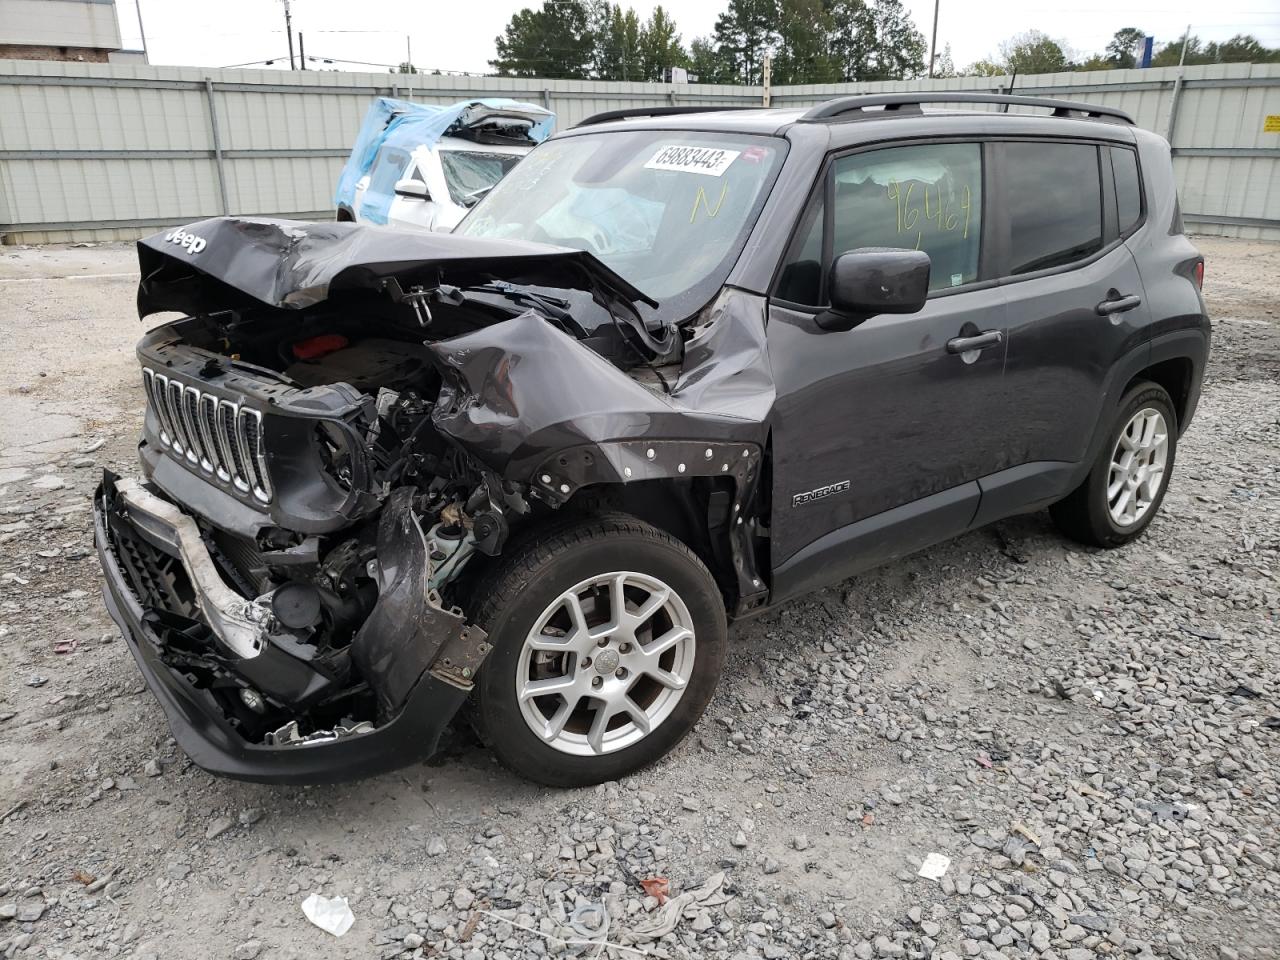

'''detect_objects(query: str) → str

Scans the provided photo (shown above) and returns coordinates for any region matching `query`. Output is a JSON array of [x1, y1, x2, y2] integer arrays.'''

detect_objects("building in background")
[[0, 0, 145, 63]]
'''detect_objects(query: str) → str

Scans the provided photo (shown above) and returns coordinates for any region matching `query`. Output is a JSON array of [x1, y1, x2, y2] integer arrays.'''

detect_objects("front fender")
[[427, 310, 764, 481]]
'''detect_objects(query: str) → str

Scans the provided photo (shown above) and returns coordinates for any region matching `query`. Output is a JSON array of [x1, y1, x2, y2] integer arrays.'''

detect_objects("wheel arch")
[[1121, 356, 1193, 432], [527, 440, 770, 615]]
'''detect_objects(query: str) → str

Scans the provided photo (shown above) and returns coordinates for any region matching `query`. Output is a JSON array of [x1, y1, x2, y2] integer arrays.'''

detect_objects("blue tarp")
[[334, 98, 555, 224]]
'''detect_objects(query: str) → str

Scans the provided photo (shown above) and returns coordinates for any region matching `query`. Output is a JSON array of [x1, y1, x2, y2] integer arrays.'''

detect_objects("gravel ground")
[[0, 237, 1276, 960]]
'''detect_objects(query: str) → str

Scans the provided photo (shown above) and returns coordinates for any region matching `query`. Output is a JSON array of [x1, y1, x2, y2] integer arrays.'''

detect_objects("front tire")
[[1051, 381, 1178, 547], [470, 514, 727, 787]]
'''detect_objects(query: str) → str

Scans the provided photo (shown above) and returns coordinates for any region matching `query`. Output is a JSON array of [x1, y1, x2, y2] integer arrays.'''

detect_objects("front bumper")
[[93, 476, 472, 784]]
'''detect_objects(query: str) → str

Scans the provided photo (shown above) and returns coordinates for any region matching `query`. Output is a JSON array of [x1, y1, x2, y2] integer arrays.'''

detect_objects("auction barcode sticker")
[[644, 145, 741, 177]]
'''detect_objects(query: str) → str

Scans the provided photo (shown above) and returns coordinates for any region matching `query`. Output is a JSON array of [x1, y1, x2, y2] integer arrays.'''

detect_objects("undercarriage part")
[[270, 582, 323, 629], [109, 476, 274, 658], [350, 488, 490, 719], [429, 625, 493, 689], [266, 719, 375, 746]]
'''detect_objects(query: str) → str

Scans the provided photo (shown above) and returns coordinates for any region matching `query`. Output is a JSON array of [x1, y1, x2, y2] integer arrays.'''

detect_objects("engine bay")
[[127, 299, 563, 745]]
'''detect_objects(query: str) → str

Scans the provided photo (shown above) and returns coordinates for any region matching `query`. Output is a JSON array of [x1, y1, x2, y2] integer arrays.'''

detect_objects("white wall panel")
[[0, 59, 1276, 241]]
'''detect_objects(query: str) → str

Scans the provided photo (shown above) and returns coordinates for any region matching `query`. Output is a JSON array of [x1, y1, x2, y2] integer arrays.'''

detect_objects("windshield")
[[439, 150, 523, 208], [456, 130, 785, 323]]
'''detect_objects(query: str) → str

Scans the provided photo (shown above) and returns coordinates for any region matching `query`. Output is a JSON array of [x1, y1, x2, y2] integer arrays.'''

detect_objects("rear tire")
[[1051, 381, 1177, 547], [469, 514, 727, 787]]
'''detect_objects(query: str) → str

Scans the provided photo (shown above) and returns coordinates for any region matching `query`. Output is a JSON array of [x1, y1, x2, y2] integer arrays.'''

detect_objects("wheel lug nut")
[[619, 643, 632, 654], [597, 637, 609, 648], [581, 657, 592, 669], [615, 667, 628, 680], [592, 676, 603, 689]]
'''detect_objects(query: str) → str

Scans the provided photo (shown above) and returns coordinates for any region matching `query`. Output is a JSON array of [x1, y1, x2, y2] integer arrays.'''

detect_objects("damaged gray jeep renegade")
[[95, 94, 1209, 786]]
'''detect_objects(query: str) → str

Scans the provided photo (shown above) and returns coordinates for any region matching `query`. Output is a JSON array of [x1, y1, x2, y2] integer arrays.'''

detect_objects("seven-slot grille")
[[141, 367, 272, 504]]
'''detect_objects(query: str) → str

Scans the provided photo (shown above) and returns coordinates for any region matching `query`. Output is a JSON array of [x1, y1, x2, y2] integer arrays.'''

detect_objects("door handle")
[[1096, 293, 1142, 315], [946, 329, 1003, 354]]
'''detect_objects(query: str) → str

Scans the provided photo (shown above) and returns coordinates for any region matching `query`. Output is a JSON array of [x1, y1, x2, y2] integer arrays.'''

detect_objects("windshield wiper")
[[462, 282, 589, 338], [459, 184, 496, 208]]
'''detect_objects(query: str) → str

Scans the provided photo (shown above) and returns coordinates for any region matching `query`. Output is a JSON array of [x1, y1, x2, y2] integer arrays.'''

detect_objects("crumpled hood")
[[136, 217, 656, 317]]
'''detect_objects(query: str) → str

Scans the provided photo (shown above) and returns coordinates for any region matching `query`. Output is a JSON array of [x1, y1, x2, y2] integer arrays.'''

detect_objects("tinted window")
[[1112, 147, 1142, 234], [775, 142, 983, 305], [1005, 142, 1102, 275], [833, 143, 982, 291], [776, 195, 824, 305]]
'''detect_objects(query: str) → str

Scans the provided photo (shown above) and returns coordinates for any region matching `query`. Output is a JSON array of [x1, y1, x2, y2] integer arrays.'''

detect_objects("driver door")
[[768, 140, 1011, 593]]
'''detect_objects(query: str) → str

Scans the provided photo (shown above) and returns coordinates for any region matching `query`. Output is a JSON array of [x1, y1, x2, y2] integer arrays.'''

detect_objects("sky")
[[116, 0, 1280, 75]]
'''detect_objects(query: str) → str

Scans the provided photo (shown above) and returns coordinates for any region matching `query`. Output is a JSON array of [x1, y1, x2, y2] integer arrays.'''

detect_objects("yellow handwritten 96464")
[[886, 180, 971, 249]]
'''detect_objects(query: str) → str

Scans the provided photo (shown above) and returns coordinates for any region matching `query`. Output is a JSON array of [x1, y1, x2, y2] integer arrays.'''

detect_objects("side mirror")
[[817, 248, 931, 332], [394, 178, 430, 201]]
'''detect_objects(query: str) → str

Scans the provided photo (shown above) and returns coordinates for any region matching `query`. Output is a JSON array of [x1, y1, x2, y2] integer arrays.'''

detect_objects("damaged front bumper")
[[93, 474, 487, 784]]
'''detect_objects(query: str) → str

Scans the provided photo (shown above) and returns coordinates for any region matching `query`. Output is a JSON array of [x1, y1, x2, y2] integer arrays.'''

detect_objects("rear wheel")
[[1051, 381, 1177, 547], [470, 515, 727, 787]]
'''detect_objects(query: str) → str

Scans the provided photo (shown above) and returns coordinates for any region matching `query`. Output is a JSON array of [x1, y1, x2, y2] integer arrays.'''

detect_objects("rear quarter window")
[[1111, 146, 1143, 235]]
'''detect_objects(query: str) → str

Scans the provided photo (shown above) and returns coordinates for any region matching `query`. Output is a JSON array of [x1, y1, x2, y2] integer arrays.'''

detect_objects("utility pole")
[[1165, 24, 1192, 141], [281, 0, 295, 70], [762, 53, 771, 107], [928, 0, 940, 78], [299, 32, 306, 69], [406, 35, 414, 98], [134, 0, 149, 63]]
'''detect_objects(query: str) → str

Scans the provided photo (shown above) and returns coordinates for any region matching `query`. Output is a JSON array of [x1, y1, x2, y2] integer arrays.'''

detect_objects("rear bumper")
[[93, 478, 470, 785]]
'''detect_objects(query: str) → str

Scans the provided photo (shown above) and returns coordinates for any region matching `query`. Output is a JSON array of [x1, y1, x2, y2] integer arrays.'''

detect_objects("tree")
[[1106, 27, 1146, 68], [593, 3, 643, 80], [688, 35, 731, 83], [491, 0, 595, 79], [1077, 54, 1113, 71], [773, 0, 839, 84], [1149, 33, 1279, 67], [931, 42, 956, 79], [1207, 34, 1279, 63], [711, 0, 781, 85], [1150, 35, 1199, 67], [638, 6, 689, 82], [395, 62, 418, 74], [827, 0, 927, 81], [961, 58, 1006, 77], [998, 30, 1070, 74]]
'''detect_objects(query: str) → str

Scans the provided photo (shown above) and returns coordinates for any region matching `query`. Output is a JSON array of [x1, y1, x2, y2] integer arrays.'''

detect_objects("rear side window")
[[1111, 146, 1142, 234], [1004, 142, 1103, 275]]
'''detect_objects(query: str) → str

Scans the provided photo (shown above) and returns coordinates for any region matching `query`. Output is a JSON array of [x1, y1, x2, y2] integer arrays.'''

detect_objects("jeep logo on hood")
[[164, 227, 207, 256]]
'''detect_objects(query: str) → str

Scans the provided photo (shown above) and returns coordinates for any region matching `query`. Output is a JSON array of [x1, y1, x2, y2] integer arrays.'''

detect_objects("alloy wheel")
[[515, 571, 697, 756], [1107, 407, 1169, 527]]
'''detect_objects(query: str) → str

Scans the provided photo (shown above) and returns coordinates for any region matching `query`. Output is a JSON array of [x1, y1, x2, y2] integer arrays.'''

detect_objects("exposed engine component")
[[283, 337, 434, 394]]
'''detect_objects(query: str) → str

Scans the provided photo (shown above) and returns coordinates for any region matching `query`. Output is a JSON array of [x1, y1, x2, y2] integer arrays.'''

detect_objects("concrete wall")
[[0, 0, 121, 53], [0, 58, 1276, 243]]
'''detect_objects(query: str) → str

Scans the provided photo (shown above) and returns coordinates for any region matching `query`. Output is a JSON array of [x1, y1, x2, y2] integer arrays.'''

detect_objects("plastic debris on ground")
[[618, 871, 729, 945], [639, 876, 670, 904], [301, 893, 355, 937], [917, 852, 951, 879], [567, 902, 610, 939]]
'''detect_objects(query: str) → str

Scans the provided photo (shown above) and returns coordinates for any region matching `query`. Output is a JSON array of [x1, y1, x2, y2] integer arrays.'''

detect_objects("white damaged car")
[[335, 98, 554, 232]]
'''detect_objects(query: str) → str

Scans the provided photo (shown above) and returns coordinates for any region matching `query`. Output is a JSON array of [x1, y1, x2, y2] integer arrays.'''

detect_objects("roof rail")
[[575, 105, 753, 128], [799, 93, 1134, 124]]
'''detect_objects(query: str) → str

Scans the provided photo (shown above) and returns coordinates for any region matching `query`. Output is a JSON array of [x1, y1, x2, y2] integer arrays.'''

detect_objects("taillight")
[[1193, 260, 1204, 290]]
